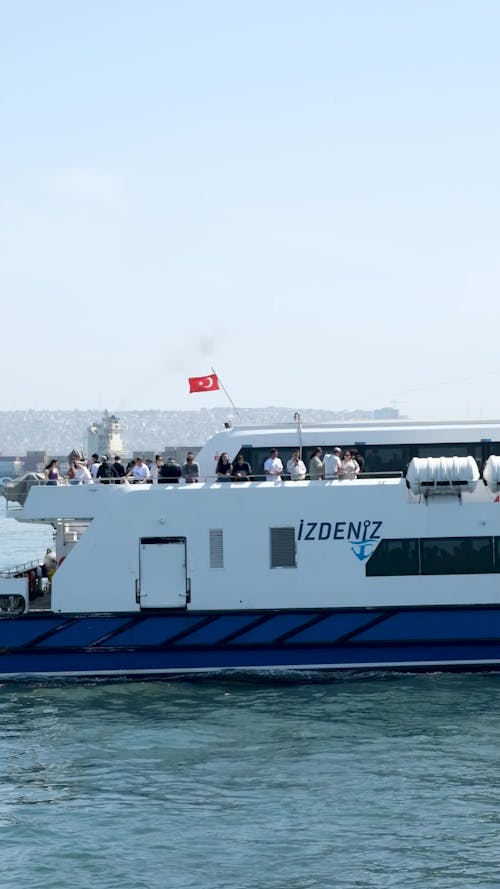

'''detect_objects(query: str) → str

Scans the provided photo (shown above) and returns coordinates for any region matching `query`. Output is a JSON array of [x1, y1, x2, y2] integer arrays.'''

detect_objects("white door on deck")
[[139, 537, 187, 608]]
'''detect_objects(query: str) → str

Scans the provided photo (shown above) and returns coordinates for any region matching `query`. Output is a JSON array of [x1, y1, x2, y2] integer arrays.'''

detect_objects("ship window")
[[270, 527, 296, 568], [0, 595, 26, 614], [366, 538, 419, 576], [420, 537, 493, 575], [366, 536, 495, 576], [209, 529, 224, 569], [415, 443, 483, 465], [416, 443, 470, 459], [362, 445, 405, 473], [484, 443, 500, 462]]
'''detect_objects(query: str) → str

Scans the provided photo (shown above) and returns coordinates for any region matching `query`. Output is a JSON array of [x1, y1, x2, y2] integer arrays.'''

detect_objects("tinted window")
[[493, 537, 500, 572], [366, 538, 419, 576], [362, 446, 404, 472], [420, 537, 493, 575], [416, 443, 482, 462]]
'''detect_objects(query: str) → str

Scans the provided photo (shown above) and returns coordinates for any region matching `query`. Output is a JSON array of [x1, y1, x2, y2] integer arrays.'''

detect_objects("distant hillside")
[[0, 407, 400, 455]]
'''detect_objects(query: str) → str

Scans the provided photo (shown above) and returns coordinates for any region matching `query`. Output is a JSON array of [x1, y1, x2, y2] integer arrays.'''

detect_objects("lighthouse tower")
[[87, 410, 124, 457]]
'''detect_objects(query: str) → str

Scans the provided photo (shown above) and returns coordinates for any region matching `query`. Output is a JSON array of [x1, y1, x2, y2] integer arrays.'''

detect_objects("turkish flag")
[[188, 373, 220, 393]]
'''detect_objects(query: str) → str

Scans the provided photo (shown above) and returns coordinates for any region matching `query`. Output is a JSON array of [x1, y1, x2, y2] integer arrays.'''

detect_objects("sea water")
[[1, 502, 500, 888], [0, 499, 54, 568]]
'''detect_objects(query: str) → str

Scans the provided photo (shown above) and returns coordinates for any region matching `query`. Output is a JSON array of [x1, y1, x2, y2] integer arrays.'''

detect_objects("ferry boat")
[[2, 417, 500, 681]]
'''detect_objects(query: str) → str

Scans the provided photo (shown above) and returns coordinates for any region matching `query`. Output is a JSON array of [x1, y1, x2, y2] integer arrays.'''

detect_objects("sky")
[[1, 1, 499, 419]]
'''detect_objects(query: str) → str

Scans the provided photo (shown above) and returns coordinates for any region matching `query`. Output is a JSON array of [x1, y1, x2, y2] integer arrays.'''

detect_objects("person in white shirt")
[[323, 447, 342, 479], [264, 448, 283, 482], [90, 454, 100, 481], [286, 449, 306, 481], [74, 460, 93, 484], [149, 454, 163, 483], [128, 457, 150, 484], [338, 451, 360, 480]]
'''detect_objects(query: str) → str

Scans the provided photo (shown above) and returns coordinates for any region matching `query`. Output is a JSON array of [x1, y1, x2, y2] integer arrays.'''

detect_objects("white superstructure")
[[195, 417, 500, 479]]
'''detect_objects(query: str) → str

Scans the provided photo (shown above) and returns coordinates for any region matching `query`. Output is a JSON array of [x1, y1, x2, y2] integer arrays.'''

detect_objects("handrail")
[[205, 471, 404, 482], [0, 557, 43, 577], [2, 469, 404, 498]]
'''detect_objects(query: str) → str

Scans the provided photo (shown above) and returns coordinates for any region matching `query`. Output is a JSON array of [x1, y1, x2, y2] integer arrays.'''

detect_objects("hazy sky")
[[1, 2, 499, 418]]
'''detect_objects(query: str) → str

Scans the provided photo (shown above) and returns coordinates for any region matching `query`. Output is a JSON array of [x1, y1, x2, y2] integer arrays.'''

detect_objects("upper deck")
[[196, 418, 500, 478]]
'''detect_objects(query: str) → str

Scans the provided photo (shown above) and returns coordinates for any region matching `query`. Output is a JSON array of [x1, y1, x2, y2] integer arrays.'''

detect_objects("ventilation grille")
[[209, 529, 224, 568], [270, 527, 296, 568]]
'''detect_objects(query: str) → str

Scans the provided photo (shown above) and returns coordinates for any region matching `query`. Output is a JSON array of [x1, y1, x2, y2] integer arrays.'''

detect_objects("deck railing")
[[0, 557, 43, 578], [1, 470, 404, 509]]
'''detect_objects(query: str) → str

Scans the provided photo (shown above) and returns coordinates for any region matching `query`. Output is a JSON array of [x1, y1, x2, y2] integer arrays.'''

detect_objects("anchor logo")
[[349, 538, 379, 561], [348, 520, 380, 561]]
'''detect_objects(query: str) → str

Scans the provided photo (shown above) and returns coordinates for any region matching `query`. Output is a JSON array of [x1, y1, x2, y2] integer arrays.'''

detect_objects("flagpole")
[[211, 367, 241, 419]]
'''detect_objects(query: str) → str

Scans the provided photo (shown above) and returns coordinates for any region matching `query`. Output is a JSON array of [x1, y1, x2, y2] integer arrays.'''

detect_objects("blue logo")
[[297, 518, 382, 562], [349, 538, 380, 561]]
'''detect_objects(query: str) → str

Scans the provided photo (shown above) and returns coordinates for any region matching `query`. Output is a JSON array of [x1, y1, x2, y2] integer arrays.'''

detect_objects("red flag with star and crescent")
[[188, 373, 220, 393]]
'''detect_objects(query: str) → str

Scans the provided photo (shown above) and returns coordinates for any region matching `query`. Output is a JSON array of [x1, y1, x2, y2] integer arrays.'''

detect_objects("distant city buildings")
[[373, 406, 400, 419], [0, 406, 403, 474]]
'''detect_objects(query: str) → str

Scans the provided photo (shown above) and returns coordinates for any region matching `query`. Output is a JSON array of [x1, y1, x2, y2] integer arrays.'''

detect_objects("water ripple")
[[0, 674, 500, 887]]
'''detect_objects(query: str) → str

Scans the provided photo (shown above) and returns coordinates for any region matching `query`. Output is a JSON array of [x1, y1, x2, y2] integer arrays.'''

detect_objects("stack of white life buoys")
[[406, 456, 479, 496], [482, 455, 500, 491]]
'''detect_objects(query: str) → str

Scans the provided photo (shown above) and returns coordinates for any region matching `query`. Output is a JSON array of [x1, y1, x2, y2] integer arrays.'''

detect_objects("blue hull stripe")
[[2, 643, 500, 678], [2, 606, 500, 677]]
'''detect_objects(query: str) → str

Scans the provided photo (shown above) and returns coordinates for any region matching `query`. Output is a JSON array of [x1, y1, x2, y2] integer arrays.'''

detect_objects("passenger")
[[149, 454, 163, 484], [338, 450, 360, 480], [97, 455, 117, 485], [145, 458, 154, 482], [127, 456, 150, 484], [74, 459, 93, 484], [44, 459, 59, 485], [286, 449, 307, 481], [264, 448, 283, 482], [159, 456, 182, 484], [181, 452, 200, 484], [351, 448, 365, 474], [309, 447, 325, 481], [43, 547, 57, 574], [112, 456, 126, 481], [66, 463, 78, 485], [231, 453, 252, 481], [43, 547, 57, 592], [90, 453, 100, 481], [125, 459, 135, 475], [216, 453, 232, 481], [323, 447, 342, 480]]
